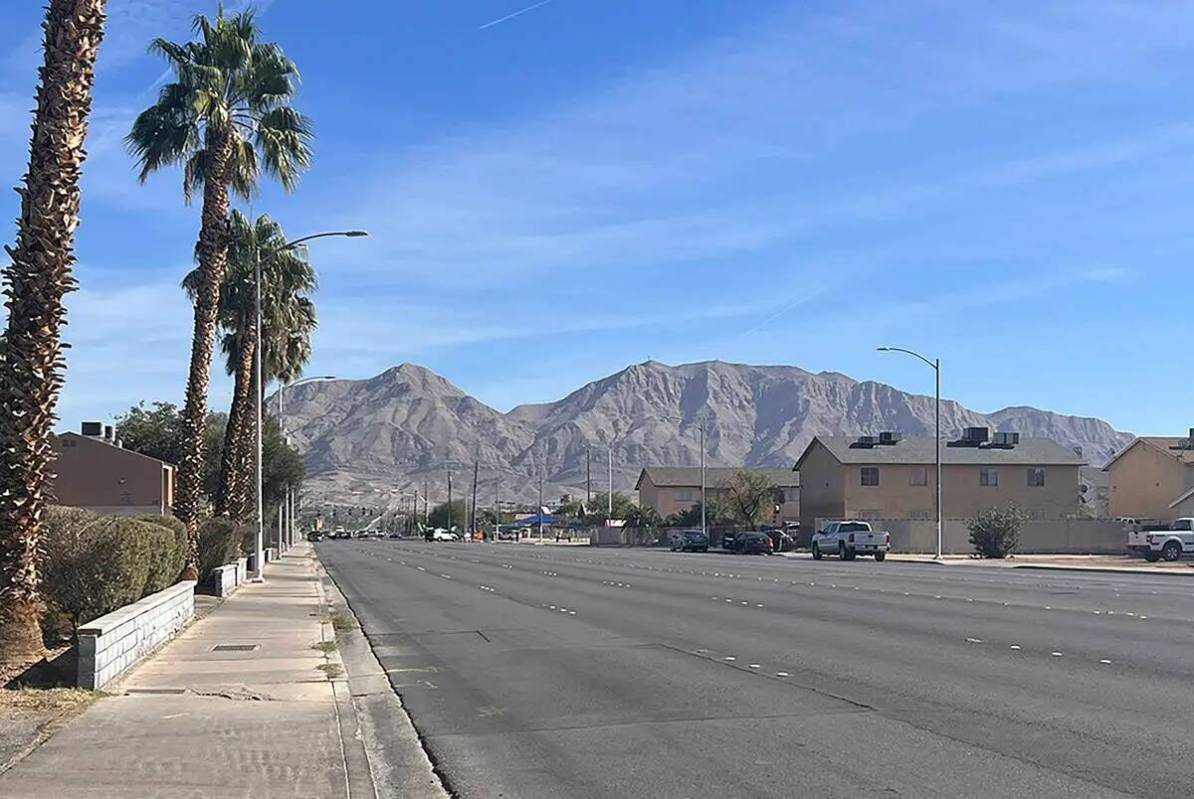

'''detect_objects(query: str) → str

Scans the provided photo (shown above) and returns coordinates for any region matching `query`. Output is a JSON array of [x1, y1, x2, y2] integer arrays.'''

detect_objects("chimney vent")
[[103, 424, 114, 442]]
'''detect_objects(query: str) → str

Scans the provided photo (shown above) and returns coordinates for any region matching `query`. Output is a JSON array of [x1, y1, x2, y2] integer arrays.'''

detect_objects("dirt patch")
[[0, 687, 101, 774]]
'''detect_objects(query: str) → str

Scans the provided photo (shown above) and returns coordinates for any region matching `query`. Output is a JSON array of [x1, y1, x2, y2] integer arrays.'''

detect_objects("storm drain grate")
[[211, 644, 259, 652]]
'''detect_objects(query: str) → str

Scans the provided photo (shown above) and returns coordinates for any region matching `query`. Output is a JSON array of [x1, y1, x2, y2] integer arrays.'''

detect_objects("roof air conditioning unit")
[[855, 435, 878, 448], [991, 431, 1019, 448], [878, 432, 902, 445], [963, 426, 989, 444], [81, 421, 102, 437]]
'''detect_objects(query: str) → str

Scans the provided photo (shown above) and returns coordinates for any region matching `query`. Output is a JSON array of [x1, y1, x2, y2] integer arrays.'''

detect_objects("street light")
[[276, 374, 336, 551], [252, 229, 368, 580], [877, 346, 943, 561]]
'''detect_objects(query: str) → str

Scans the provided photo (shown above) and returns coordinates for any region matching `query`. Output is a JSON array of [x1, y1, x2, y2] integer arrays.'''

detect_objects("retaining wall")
[[77, 580, 197, 690]]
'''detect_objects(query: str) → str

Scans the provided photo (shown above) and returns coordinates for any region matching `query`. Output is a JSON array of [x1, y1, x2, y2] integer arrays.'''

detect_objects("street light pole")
[[252, 229, 366, 580], [700, 421, 707, 540], [877, 346, 943, 560]]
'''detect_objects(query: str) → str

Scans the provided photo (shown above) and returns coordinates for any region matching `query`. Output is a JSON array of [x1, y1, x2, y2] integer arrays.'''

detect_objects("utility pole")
[[607, 446, 614, 522], [470, 460, 479, 540], [700, 421, 707, 540], [447, 472, 453, 532], [423, 479, 430, 526], [586, 447, 591, 505], [538, 474, 544, 541]]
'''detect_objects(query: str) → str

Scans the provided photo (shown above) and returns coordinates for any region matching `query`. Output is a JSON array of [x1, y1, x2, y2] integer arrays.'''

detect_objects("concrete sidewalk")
[[0, 543, 372, 798]]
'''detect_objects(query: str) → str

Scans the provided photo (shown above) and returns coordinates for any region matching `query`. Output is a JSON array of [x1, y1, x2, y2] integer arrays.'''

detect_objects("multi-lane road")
[[318, 540, 1194, 798]]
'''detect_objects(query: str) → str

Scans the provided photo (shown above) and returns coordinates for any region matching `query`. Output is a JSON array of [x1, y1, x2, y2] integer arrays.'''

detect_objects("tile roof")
[[1105, 437, 1194, 469], [798, 435, 1086, 468], [636, 467, 799, 490]]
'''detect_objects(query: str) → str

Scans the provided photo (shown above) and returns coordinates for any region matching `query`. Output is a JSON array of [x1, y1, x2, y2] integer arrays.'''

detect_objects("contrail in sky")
[[480, 0, 559, 30]]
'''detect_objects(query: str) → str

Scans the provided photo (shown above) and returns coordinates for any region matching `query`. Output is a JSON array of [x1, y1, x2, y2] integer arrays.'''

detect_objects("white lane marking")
[[1051, 651, 1063, 657], [965, 637, 983, 644], [776, 672, 790, 677], [569, 611, 577, 615], [748, 664, 760, 669], [1099, 659, 1112, 664], [417, 566, 425, 571], [724, 656, 736, 661], [756, 604, 764, 608], [1010, 645, 1021, 650], [440, 574, 451, 579], [741, 601, 749, 606]]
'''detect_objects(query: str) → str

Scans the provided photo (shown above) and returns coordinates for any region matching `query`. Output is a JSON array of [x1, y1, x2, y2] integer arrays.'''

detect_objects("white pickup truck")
[[1137, 518, 1194, 562], [811, 521, 890, 561]]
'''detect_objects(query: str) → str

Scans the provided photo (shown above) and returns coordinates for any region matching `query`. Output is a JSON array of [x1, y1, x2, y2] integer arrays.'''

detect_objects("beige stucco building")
[[50, 429, 175, 516], [635, 467, 799, 526], [794, 430, 1085, 533], [1104, 434, 1194, 521]]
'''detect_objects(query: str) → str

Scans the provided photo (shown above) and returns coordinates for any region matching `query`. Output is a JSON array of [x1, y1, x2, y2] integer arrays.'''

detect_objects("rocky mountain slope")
[[280, 360, 1132, 507]]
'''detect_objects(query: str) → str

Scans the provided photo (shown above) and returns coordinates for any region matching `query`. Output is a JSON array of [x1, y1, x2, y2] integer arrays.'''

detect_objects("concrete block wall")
[[77, 580, 197, 690], [211, 564, 237, 598], [821, 518, 1128, 555]]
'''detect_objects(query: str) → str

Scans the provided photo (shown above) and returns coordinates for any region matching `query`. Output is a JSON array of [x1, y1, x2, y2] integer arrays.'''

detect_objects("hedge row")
[[39, 509, 251, 642]]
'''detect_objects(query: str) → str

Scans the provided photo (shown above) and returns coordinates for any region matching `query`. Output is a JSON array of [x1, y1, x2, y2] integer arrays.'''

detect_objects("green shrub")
[[41, 510, 157, 633], [197, 517, 244, 578], [134, 515, 186, 593], [968, 505, 1027, 559]]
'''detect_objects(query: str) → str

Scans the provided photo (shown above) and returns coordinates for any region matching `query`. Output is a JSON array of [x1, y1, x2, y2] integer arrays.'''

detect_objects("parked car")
[[432, 529, 460, 542], [668, 529, 709, 552], [388, 532, 403, 539], [1140, 518, 1194, 562], [734, 531, 773, 555], [811, 520, 890, 561], [1128, 521, 1176, 558], [306, 531, 324, 542], [721, 531, 743, 551], [332, 530, 352, 540]]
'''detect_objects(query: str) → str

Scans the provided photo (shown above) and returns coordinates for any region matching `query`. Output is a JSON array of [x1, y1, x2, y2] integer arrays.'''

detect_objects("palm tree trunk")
[[174, 128, 234, 579], [0, 0, 105, 672], [217, 322, 255, 521]]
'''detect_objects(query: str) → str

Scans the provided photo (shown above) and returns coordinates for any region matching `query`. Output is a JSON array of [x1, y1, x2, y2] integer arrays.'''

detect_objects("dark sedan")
[[734, 532, 773, 555], [668, 530, 709, 552]]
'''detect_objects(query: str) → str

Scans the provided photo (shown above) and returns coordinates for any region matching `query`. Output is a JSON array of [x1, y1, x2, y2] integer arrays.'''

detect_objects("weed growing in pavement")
[[312, 641, 338, 654], [316, 663, 343, 679]]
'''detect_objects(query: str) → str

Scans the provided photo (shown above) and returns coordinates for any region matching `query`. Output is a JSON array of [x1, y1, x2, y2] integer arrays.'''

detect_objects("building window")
[[980, 468, 998, 487], [1027, 468, 1045, 487], [910, 466, 928, 486], [1027, 510, 1046, 521], [861, 467, 879, 487]]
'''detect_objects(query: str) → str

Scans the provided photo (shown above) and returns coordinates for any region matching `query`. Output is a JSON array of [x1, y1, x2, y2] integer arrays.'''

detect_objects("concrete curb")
[[314, 552, 450, 799]]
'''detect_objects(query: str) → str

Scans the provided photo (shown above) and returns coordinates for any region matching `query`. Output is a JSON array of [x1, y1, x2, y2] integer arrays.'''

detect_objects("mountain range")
[[279, 360, 1132, 508]]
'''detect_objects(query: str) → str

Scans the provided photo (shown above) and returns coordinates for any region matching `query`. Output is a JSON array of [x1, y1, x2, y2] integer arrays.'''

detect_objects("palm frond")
[[254, 107, 313, 192]]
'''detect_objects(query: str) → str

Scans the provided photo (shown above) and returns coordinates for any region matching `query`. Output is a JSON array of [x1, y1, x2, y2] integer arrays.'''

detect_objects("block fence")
[[77, 580, 197, 690]]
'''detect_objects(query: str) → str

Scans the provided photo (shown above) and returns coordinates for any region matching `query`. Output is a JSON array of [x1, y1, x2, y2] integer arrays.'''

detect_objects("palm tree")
[[0, 0, 106, 670], [127, 7, 312, 577], [184, 210, 317, 522]]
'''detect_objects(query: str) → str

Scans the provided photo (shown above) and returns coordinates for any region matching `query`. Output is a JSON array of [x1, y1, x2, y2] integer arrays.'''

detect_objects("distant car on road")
[[331, 531, 352, 540], [668, 529, 709, 552], [734, 531, 772, 555], [1140, 518, 1194, 562], [812, 520, 889, 561]]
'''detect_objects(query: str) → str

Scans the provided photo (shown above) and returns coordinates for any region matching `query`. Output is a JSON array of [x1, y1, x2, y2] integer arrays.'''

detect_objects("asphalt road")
[[318, 540, 1194, 799]]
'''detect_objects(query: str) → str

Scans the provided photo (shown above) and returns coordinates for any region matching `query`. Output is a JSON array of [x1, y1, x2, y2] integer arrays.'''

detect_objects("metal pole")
[[935, 358, 942, 560], [447, 472, 453, 532], [700, 422, 707, 539], [539, 474, 544, 541], [253, 241, 265, 579], [607, 446, 613, 521], [471, 460, 479, 540], [586, 447, 591, 505]]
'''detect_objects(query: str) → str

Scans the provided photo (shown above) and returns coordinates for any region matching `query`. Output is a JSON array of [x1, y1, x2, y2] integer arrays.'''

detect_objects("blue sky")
[[0, 0, 1191, 434]]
